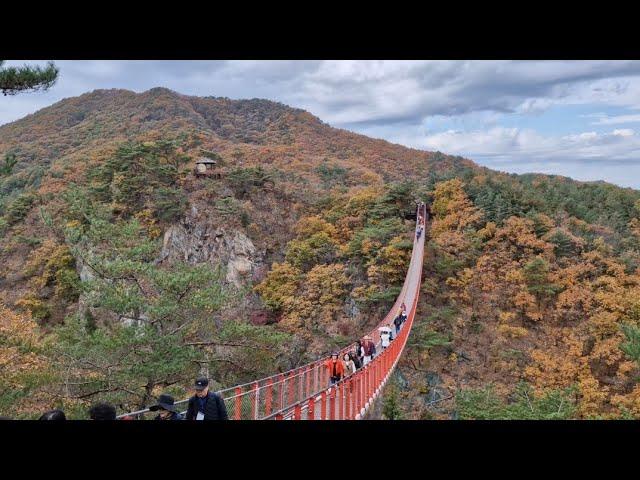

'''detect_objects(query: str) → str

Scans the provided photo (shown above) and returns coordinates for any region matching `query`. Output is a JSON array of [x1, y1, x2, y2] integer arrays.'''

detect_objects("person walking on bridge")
[[354, 341, 364, 369], [393, 311, 402, 334], [150, 394, 184, 420], [343, 352, 357, 376], [186, 377, 228, 421], [362, 335, 376, 366], [326, 352, 345, 386], [379, 326, 392, 349]]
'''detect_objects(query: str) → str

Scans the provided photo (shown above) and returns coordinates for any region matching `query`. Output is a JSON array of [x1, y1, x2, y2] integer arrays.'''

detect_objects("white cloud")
[[613, 128, 635, 137], [592, 113, 640, 125], [395, 126, 640, 165]]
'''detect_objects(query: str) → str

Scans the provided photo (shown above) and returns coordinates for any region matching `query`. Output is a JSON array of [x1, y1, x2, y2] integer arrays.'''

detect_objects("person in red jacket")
[[325, 352, 345, 386]]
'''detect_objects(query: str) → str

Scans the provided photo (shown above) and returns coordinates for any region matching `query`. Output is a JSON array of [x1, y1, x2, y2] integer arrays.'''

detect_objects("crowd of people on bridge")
[[323, 302, 408, 387]]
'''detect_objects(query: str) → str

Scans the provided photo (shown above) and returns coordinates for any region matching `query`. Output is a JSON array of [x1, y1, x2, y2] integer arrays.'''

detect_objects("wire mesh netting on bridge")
[[118, 203, 427, 420]]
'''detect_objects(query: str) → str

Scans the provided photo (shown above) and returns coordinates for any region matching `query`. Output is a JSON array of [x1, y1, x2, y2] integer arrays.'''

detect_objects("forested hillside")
[[1, 88, 639, 419]]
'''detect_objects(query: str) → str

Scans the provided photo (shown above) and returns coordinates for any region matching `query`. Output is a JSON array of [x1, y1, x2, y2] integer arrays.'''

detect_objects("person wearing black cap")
[[149, 394, 184, 420], [185, 377, 229, 421]]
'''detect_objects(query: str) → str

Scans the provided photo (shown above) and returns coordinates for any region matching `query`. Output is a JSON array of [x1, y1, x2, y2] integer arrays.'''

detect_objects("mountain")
[[1, 88, 640, 419]]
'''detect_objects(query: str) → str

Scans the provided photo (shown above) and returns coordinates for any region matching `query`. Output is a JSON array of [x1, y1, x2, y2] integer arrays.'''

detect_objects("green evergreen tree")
[[0, 60, 59, 96], [382, 381, 403, 420], [456, 382, 576, 419], [621, 324, 640, 368], [0, 152, 18, 177], [523, 257, 560, 300], [547, 229, 577, 258]]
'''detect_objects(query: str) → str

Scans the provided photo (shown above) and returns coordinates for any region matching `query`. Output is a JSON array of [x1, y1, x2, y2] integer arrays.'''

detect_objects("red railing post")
[[278, 374, 285, 411], [371, 362, 376, 395], [294, 403, 301, 420], [353, 375, 359, 416], [288, 373, 295, 407], [234, 386, 242, 420], [321, 391, 327, 420], [358, 374, 362, 416], [358, 372, 363, 414], [275, 413, 283, 420], [373, 361, 377, 396], [265, 378, 273, 416], [308, 396, 315, 420], [251, 382, 258, 419], [345, 379, 351, 419], [329, 386, 336, 420], [306, 366, 312, 398]]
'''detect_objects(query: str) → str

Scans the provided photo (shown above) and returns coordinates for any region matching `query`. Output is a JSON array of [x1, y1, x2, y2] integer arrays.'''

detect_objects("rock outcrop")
[[158, 204, 262, 288]]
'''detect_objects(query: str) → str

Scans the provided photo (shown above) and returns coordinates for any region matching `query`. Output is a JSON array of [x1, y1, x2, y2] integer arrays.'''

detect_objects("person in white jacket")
[[380, 326, 391, 349]]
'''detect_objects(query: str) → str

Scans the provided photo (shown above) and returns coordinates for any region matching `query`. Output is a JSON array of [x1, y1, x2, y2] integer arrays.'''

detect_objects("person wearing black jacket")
[[185, 377, 229, 421]]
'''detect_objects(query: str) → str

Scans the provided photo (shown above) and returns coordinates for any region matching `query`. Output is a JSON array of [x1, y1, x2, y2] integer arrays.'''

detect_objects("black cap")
[[194, 377, 209, 391], [149, 393, 178, 413]]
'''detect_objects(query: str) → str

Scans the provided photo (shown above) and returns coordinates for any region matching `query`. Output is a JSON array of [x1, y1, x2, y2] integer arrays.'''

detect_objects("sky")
[[2, 60, 640, 189]]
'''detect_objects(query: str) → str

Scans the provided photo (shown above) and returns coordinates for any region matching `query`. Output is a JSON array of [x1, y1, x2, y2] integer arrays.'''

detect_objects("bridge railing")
[[117, 203, 426, 420]]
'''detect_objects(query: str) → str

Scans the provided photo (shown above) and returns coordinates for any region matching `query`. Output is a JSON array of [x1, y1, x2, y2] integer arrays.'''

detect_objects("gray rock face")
[[344, 297, 360, 318], [423, 371, 447, 405], [78, 260, 96, 283], [158, 206, 262, 288], [394, 369, 410, 391]]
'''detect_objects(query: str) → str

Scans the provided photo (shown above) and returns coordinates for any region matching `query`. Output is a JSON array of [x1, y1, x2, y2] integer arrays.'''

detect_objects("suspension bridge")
[[119, 203, 427, 420]]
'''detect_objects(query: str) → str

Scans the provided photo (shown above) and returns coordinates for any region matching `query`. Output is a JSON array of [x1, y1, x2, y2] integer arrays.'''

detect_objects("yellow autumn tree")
[[280, 263, 349, 335], [0, 303, 54, 418], [254, 262, 301, 312]]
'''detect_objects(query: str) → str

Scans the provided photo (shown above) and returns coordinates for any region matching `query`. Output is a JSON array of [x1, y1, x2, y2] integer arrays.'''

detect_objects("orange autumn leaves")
[[0, 303, 53, 417], [430, 178, 640, 418]]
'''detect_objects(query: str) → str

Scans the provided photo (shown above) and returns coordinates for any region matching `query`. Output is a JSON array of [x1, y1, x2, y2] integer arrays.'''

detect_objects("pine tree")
[[0, 152, 18, 176], [0, 61, 59, 96], [382, 382, 403, 420]]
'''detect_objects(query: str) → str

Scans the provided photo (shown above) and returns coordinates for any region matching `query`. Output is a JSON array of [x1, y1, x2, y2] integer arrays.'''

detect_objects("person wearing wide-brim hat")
[[149, 393, 184, 420]]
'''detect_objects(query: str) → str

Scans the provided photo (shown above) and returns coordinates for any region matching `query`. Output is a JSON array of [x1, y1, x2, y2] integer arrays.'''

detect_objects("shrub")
[[456, 383, 576, 420], [4, 192, 35, 225]]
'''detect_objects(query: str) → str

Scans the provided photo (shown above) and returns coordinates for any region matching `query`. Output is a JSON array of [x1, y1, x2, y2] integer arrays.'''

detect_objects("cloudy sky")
[[2, 60, 640, 188]]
